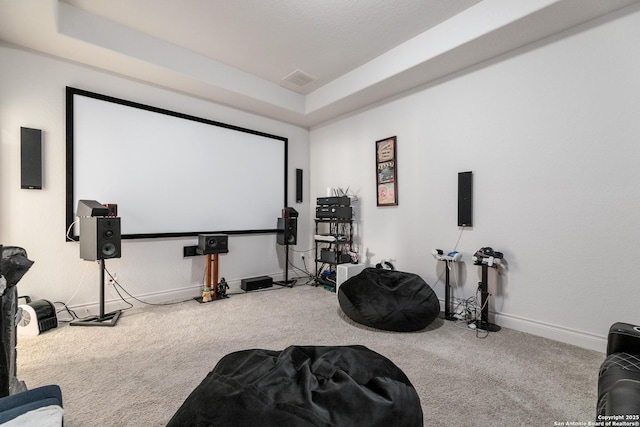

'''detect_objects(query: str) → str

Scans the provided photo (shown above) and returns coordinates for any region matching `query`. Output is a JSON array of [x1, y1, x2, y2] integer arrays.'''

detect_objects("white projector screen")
[[66, 87, 288, 239]]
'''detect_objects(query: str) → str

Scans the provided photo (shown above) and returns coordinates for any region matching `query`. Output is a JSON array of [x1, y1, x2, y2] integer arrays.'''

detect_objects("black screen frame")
[[65, 87, 288, 240]]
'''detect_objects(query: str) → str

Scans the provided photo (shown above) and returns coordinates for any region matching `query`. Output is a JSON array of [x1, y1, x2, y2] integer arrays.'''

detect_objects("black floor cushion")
[[167, 345, 423, 427], [338, 268, 440, 332]]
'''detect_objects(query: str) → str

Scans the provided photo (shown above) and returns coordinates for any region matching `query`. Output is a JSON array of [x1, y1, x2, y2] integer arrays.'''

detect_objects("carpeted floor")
[[16, 284, 603, 426]]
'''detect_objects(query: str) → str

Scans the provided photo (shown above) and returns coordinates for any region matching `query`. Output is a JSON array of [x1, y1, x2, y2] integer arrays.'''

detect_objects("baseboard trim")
[[494, 312, 606, 353], [67, 271, 302, 316], [67, 284, 201, 316], [438, 298, 607, 352]]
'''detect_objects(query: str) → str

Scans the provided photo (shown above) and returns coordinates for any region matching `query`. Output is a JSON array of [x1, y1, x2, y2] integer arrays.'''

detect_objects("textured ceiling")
[[1, 0, 638, 128], [62, 0, 482, 94]]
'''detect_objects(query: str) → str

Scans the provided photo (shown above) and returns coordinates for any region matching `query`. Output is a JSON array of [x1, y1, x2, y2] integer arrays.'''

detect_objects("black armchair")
[[597, 322, 640, 419]]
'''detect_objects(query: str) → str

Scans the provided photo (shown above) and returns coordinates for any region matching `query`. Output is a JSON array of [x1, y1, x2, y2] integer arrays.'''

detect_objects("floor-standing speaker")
[[296, 168, 303, 203], [277, 217, 297, 245], [79, 217, 121, 261], [458, 171, 473, 227], [20, 127, 42, 190]]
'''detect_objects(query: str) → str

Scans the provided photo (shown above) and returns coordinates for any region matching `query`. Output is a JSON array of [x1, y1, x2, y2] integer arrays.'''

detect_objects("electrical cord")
[[288, 247, 318, 281], [104, 267, 192, 307], [452, 226, 465, 252], [473, 284, 491, 338], [446, 225, 465, 299], [276, 245, 318, 287], [66, 219, 79, 243], [52, 300, 113, 322], [292, 256, 316, 285], [447, 289, 490, 338], [289, 245, 343, 286], [445, 294, 490, 338], [63, 261, 92, 308], [53, 301, 82, 322]]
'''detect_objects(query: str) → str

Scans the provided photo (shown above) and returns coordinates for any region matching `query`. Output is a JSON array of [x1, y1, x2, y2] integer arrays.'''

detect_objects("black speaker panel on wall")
[[20, 127, 42, 189], [79, 217, 122, 261], [458, 171, 473, 227], [277, 217, 297, 245], [296, 168, 303, 203]]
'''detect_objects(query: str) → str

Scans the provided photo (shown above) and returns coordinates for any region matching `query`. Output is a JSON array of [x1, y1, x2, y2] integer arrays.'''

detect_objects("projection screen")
[[66, 87, 288, 239]]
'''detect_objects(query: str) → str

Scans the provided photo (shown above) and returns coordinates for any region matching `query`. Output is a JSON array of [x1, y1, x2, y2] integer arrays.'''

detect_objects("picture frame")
[[376, 136, 397, 206]]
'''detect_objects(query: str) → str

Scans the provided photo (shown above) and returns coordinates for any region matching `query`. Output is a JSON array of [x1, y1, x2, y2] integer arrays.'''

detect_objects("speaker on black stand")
[[274, 208, 298, 287], [71, 200, 122, 327]]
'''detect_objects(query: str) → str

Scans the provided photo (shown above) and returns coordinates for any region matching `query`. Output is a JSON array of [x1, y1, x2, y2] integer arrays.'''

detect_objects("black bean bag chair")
[[338, 268, 440, 332], [167, 345, 423, 427]]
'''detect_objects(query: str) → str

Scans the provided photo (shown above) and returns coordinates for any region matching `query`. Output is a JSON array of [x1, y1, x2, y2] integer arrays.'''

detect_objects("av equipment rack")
[[314, 194, 354, 290]]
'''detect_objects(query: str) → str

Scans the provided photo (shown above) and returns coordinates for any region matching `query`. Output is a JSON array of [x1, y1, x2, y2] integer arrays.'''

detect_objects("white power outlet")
[[108, 273, 117, 285]]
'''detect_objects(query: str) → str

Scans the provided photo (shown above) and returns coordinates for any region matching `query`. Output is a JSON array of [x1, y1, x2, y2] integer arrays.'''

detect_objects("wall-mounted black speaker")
[[197, 234, 229, 254], [458, 171, 473, 227], [79, 217, 121, 261], [296, 168, 303, 203], [20, 127, 42, 190], [277, 217, 297, 245]]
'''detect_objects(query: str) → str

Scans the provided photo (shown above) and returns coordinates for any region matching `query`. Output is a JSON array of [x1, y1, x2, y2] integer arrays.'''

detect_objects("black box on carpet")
[[241, 276, 273, 292]]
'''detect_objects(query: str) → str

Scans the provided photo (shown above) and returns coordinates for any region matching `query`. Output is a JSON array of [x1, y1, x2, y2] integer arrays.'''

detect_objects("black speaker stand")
[[71, 259, 121, 327], [274, 245, 296, 288], [473, 263, 501, 332], [438, 260, 457, 321]]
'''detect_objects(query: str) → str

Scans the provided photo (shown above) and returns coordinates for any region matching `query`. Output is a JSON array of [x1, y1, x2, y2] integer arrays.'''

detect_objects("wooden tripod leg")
[[212, 253, 219, 299], [205, 253, 212, 298]]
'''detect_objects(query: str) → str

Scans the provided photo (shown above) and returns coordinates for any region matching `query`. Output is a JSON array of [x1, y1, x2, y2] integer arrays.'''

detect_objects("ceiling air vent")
[[282, 69, 317, 87]]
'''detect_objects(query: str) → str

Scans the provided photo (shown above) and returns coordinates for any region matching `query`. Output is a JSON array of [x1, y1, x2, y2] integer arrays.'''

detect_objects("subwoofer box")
[[241, 276, 273, 292]]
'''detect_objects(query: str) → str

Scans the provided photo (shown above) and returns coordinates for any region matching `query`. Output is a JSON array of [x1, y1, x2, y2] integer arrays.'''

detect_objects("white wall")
[[0, 44, 310, 314], [309, 6, 640, 351]]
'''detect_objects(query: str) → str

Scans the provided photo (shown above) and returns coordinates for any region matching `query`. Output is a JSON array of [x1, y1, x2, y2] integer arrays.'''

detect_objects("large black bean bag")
[[338, 268, 440, 332], [167, 345, 423, 427]]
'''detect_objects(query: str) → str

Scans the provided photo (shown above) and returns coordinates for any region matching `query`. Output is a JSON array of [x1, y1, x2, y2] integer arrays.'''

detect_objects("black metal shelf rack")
[[314, 218, 353, 289]]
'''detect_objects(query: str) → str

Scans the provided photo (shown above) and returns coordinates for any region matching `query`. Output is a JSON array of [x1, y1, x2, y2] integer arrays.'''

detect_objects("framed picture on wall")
[[376, 136, 398, 206]]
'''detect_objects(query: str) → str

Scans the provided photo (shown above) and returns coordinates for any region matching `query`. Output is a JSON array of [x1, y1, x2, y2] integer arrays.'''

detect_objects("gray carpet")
[[16, 284, 603, 426]]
